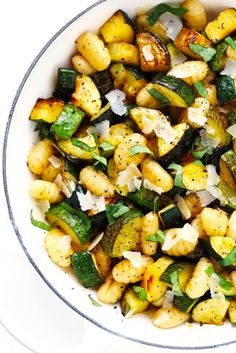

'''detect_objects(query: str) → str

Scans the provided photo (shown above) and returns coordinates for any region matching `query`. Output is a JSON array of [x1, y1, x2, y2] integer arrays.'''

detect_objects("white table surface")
[[1, 1, 236, 352]]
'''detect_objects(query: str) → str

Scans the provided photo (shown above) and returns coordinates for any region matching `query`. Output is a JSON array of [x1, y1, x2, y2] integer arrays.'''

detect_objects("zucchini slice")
[[46, 202, 93, 245], [174, 293, 199, 313], [91, 70, 114, 96], [152, 74, 195, 107], [108, 43, 140, 66], [203, 236, 236, 265], [100, 10, 135, 44], [29, 98, 64, 123], [129, 106, 167, 132], [211, 146, 230, 173], [102, 209, 143, 257], [122, 68, 147, 102], [220, 150, 236, 190], [158, 204, 183, 229], [55, 68, 77, 101], [126, 185, 158, 210], [50, 103, 85, 140], [158, 123, 194, 166], [160, 261, 194, 292], [121, 287, 149, 317], [57, 134, 99, 160], [182, 162, 208, 191], [90, 102, 116, 125], [210, 40, 228, 72], [136, 32, 171, 72], [110, 63, 127, 89], [206, 107, 231, 147], [216, 75, 236, 104], [205, 8, 236, 44], [71, 250, 103, 288]]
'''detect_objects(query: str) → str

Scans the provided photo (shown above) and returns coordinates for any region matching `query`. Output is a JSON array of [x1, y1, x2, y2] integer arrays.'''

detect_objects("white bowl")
[[3, 0, 236, 349]]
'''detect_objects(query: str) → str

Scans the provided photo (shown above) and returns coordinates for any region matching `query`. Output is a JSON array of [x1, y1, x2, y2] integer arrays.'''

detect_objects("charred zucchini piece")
[[46, 202, 93, 245], [158, 123, 194, 166], [126, 185, 158, 210], [158, 204, 183, 229], [210, 40, 228, 72], [91, 70, 114, 96], [136, 14, 169, 44], [218, 182, 236, 210], [182, 162, 208, 191], [71, 74, 102, 116], [50, 103, 85, 140], [152, 74, 195, 107], [205, 8, 236, 44], [108, 43, 140, 66], [71, 250, 103, 288], [203, 236, 236, 265], [129, 106, 166, 132], [54, 68, 77, 101], [122, 67, 147, 102], [212, 146, 230, 173], [57, 134, 99, 160], [29, 98, 64, 123], [136, 32, 171, 72], [102, 209, 143, 257], [90, 102, 116, 125], [100, 10, 134, 44], [174, 27, 212, 60], [206, 107, 231, 146], [110, 63, 127, 89], [121, 287, 149, 317], [136, 83, 162, 109], [174, 293, 199, 313], [160, 261, 194, 292], [216, 75, 236, 104], [220, 150, 236, 190], [90, 211, 108, 233]]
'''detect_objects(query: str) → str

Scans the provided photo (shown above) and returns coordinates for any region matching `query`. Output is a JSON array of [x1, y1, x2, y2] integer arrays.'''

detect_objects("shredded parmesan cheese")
[[143, 178, 164, 194], [142, 45, 154, 61], [123, 251, 142, 268], [220, 58, 236, 79], [206, 164, 220, 187], [196, 190, 216, 207], [159, 12, 183, 41], [162, 290, 174, 309], [175, 194, 191, 220], [226, 124, 236, 138], [162, 224, 199, 251], [141, 115, 155, 134], [56, 235, 72, 255], [48, 155, 61, 169], [87, 120, 110, 138], [105, 89, 127, 116], [127, 177, 142, 192], [153, 119, 177, 142], [117, 164, 141, 187], [88, 232, 104, 251], [76, 190, 106, 212], [54, 174, 72, 198], [187, 107, 208, 127]]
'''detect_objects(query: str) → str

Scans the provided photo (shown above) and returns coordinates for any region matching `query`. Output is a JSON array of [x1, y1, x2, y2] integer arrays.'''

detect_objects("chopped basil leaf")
[[147, 3, 188, 26], [191, 136, 211, 159], [147, 88, 170, 107], [92, 132, 99, 145], [71, 137, 96, 151], [193, 159, 204, 166], [105, 202, 129, 224], [219, 247, 236, 266], [145, 229, 165, 242], [30, 210, 51, 231], [127, 67, 143, 80], [170, 271, 183, 297], [92, 153, 107, 166], [168, 163, 185, 188], [133, 286, 147, 301], [189, 43, 216, 62], [225, 36, 236, 50], [194, 81, 208, 98], [129, 145, 154, 157], [205, 266, 232, 290], [88, 294, 102, 307], [99, 141, 115, 152], [205, 265, 214, 277]]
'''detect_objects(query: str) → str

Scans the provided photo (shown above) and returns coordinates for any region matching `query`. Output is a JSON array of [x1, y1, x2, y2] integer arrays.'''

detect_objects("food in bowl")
[[27, 0, 236, 329]]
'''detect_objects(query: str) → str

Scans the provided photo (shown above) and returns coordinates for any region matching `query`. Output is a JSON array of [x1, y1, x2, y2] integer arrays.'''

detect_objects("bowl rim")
[[2, 0, 236, 349]]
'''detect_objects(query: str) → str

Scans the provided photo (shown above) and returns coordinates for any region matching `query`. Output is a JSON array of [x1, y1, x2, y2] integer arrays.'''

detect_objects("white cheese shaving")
[[116, 164, 141, 187], [38, 199, 50, 214], [187, 107, 208, 127], [153, 119, 177, 143], [48, 155, 61, 169], [124, 308, 136, 319], [54, 174, 72, 198], [168, 63, 197, 79], [199, 128, 220, 149], [153, 310, 171, 326], [226, 124, 236, 138], [141, 115, 155, 134], [142, 44, 154, 61], [205, 185, 222, 200], [56, 235, 72, 255], [175, 194, 191, 220], [206, 164, 220, 187], [127, 177, 142, 193], [196, 190, 216, 207], [162, 223, 199, 251], [170, 50, 187, 67], [159, 12, 183, 41], [123, 251, 142, 268], [203, 124, 215, 135], [220, 58, 236, 79], [105, 89, 127, 116], [162, 290, 174, 309], [87, 120, 110, 138], [32, 205, 48, 224], [76, 190, 106, 212], [208, 273, 225, 300], [88, 232, 104, 251], [143, 178, 164, 194]]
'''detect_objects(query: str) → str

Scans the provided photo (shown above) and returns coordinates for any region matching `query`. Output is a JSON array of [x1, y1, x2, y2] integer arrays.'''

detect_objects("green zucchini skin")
[[91, 69, 114, 96], [212, 146, 230, 173], [229, 109, 236, 125], [216, 75, 236, 104], [152, 74, 195, 106], [210, 40, 228, 72], [158, 204, 183, 229], [46, 202, 93, 244], [159, 125, 195, 167], [90, 103, 117, 125], [71, 251, 103, 288], [50, 103, 85, 139], [160, 262, 191, 285], [126, 186, 158, 210], [35, 122, 54, 140], [174, 293, 199, 313], [55, 68, 77, 101], [90, 211, 108, 232], [64, 184, 85, 209]]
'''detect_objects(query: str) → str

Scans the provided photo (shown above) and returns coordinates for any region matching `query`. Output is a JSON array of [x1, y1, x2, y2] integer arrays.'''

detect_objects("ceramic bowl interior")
[[3, 0, 236, 349]]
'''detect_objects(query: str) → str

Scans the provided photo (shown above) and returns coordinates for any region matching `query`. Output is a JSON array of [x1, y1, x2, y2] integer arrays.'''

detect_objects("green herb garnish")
[[168, 163, 185, 188], [129, 145, 154, 157], [225, 36, 236, 50], [133, 286, 147, 301], [92, 153, 107, 166], [170, 271, 183, 297], [205, 265, 214, 277], [88, 294, 102, 307], [145, 229, 165, 242], [147, 88, 170, 107], [30, 210, 51, 231], [205, 265, 233, 290], [194, 81, 208, 98], [71, 137, 96, 151], [99, 141, 115, 153], [193, 159, 204, 166], [127, 67, 143, 80], [105, 202, 129, 224], [147, 3, 188, 26], [189, 43, 216, 62], [219, 247, 236, 266]]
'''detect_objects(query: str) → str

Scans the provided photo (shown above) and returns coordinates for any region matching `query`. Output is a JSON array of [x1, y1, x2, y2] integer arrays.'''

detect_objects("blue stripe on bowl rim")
[[2, 0, 236, 350]]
